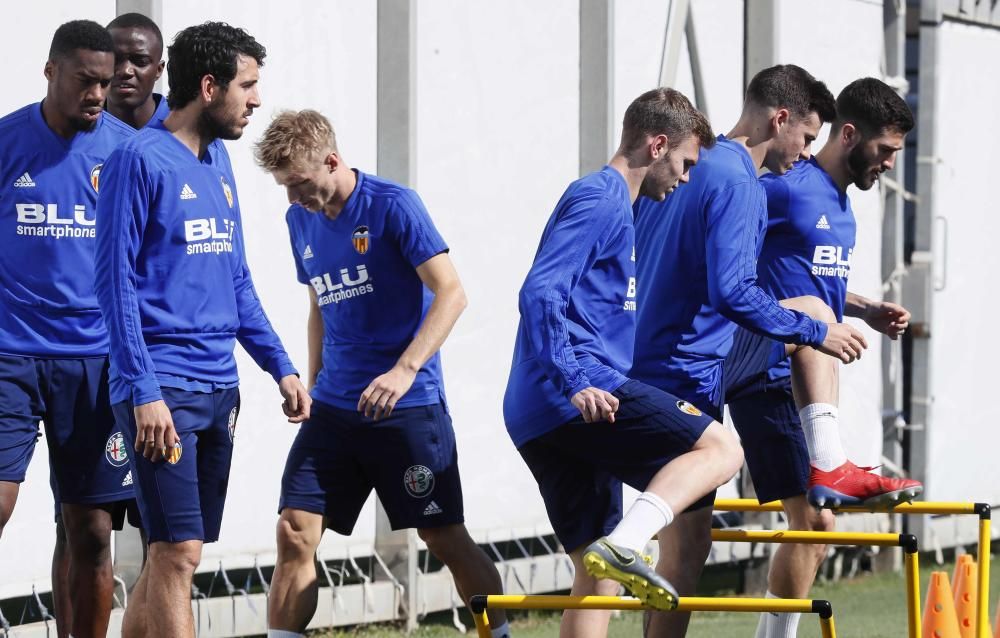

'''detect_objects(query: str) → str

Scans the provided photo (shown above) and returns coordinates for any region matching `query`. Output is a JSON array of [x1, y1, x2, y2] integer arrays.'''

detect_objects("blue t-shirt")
[[631, 136, 827, 411], [758, 157, 856, 380], [286, 170, 449, 410], [0, 103, 134, 357], [94, 122, 297, 405], [504, 166, 637, 446]]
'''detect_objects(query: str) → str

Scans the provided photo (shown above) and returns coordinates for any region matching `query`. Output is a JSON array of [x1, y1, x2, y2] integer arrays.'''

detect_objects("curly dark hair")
[[106, 12, 163, 49], [746, 64, 836, 123], [834, 77, 914, 136], [49, 20, 114, 60], [166, 22, 266, 110], [621, 87, 715, 152]]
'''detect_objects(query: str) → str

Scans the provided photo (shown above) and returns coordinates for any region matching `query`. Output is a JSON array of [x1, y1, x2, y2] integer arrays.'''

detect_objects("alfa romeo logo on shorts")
[[227, 406, 238, 442], [105, 432, 128, 467], [676, 400, 703, 417], [403, 465, 435, 498]]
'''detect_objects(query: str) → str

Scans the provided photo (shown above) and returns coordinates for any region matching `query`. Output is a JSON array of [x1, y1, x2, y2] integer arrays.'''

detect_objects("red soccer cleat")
[[807, 461, 923, 509]]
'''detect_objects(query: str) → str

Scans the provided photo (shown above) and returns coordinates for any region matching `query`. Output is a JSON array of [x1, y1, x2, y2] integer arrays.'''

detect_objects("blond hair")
[[254, 109, 339, 173]]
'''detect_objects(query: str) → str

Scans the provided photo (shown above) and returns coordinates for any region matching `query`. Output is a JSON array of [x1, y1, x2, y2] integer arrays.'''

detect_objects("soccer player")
[[253, 109, 512, 638], [105, 13, 170, 129], [504, 88, 735, 638], [730, 77, 915, 638], [94, 23, 310, 638], [631, 65, 919, 638], [0, 20, 138, 638]]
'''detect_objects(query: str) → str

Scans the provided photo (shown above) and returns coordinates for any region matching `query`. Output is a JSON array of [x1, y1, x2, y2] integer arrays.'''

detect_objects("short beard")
[[846, 141, 876, 191], [198, 102, 242, 142]]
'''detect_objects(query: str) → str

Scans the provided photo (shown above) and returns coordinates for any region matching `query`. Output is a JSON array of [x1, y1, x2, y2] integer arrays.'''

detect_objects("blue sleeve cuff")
[[565, 376, 593, 401], [268, 357, 299, 384], [809, 319, 828, 348], [130, 376, 163, 406]]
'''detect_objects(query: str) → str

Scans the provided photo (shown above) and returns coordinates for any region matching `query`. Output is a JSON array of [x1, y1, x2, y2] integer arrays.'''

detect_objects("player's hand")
[[571, 387, 620, 423], [358, 365, 417, 420], [279, 374, 311, 423], [862, 301, 910, 340], [134, 399, 179, 463], [818, 323, 869, 364]]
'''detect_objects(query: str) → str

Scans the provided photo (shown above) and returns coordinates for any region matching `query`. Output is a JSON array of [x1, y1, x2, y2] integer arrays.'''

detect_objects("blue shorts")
[[280, 399, 464, 534], [0, 355, 133, 505], [727, 374, 808, 503], [683, 328, 786, 511], [113, 387, 239, 544], [517, 380, 715, 552]]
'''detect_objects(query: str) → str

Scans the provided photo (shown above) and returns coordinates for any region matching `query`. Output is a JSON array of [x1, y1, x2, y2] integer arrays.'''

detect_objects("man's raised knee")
[[782, 295, 836, 323]]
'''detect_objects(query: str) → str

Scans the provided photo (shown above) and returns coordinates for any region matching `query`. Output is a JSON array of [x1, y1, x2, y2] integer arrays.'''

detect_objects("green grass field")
[[312, 555, 998, 637]]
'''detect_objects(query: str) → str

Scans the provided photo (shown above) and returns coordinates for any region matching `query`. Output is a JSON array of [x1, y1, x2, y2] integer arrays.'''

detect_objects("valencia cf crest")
[[90, 164, 103, 193], [676, 400, 703, 417], [220, 176, 234, 208], [352, 225, 370, 255], [165, 442, 183, 465]]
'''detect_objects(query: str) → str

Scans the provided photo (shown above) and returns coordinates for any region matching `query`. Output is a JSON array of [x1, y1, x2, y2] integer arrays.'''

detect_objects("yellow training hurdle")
[[711, 528, 921, 638], [714, 498, 992, 638], [469, 594, 837, 638]]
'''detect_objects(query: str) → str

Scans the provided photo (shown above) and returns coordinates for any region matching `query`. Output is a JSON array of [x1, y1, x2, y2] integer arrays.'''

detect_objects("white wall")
[[925, 20, 1000, 506]]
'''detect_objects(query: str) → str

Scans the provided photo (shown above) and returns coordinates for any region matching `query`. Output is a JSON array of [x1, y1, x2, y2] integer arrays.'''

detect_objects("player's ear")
[[650, 134, 668, 160], [201, 73, 217, 104], [155, 60, 165, 82], [773, 107, 790, 132], [840, 122, 858, 146], [44, 60, 55, 82], [324, 152, 340, 172]]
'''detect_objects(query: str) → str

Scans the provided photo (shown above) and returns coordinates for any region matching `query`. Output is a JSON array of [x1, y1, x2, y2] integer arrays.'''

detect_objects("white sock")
[[267, 631, 304, 638], [754, 599, 771, 638], [763, 591, 802, 638], [491, 622, 512, 637], [799, 403, 848, 471], [606, 491, 674, 552]]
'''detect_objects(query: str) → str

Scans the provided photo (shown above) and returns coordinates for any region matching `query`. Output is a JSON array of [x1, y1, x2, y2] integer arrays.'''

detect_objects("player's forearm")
[[395, 281, 467, 373], [844, 291, 871, 318], [307, 300, 324, 389]]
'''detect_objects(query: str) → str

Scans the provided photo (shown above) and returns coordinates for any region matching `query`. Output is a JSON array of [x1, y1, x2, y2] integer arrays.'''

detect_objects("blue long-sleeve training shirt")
[[286, 170, 449, 410], [758, 158, 856, 381], [504, 166, 637, 447], [95, 121, 297, 405], [0, 103, 134, 357], [631, 136, 827, 409]]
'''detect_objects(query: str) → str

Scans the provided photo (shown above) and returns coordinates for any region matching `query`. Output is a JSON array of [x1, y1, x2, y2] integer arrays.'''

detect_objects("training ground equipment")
[[951, 555, 985, 638], [714, 498, 992, 638], [924, 571, 962, 638], [470, 594, 838, 638]]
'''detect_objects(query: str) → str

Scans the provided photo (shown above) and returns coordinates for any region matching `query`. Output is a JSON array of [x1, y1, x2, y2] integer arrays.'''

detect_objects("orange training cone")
[[924, 571, 962, 638], [953, 554, 974, 585], [953, 559, 979, 638], [994, 595, 999, 638]]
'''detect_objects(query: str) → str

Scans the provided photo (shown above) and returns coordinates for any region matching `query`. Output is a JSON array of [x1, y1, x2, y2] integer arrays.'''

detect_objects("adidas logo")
[[122, 471, 133, 487], [13, 172, 35, 188], [180, 184, 197, 200], [302, 245, 314, 260], [423, 501, 442, 516], [816, 215, 830, 230]]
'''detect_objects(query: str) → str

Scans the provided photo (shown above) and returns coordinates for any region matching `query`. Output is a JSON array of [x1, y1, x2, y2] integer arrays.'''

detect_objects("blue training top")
[[504, 166, 637, 447], [0, 103, 134, 357], [758, 157, 856, 380], [286, 170, 449, 410], [631, 136, 827, 410], [95, 121, 297, 405]]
